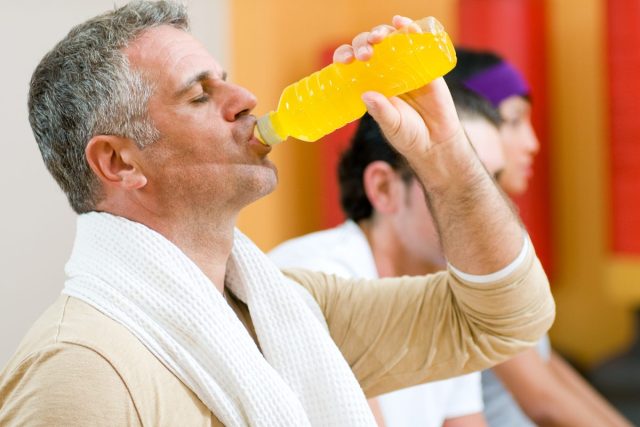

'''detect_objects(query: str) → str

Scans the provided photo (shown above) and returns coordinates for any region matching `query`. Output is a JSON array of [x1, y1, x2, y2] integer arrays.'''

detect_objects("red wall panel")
[[458, 0, 553, 273], [317, 46, 354, 229], [607, 0, 640, 254]]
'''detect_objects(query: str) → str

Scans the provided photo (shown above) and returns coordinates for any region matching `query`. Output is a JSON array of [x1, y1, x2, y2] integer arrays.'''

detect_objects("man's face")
[[124, 25, 277, 218], [463, 117, 506, 180], [394, 176, 445, 268], [393, 117, 504, 268], [498, 95, 539, 195]]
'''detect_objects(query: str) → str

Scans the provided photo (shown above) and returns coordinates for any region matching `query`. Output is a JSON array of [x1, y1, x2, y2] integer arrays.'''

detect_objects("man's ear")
[[85, 135, 147, 190], [362, 161, 404, 215]]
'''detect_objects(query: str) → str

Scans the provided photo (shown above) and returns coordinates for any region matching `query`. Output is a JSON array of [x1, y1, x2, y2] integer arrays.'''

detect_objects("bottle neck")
[[256, 112, 285, 146]]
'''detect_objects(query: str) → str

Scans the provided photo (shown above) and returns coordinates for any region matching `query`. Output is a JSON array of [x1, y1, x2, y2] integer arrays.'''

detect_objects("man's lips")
[[520, 162, 533, 178], [248, 131, 272, 155], [236, 116, 272, 155]]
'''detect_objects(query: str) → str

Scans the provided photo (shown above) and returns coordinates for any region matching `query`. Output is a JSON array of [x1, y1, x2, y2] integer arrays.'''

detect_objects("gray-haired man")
[[0, 2, 553, 425]]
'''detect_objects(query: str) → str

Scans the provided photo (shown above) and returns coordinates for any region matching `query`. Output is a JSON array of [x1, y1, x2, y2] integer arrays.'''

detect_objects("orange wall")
[[546, 0, 632, 364]]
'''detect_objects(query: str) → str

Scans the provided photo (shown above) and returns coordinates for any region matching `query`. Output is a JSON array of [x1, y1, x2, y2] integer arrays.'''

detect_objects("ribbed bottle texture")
[[256, 17, 457, 145]]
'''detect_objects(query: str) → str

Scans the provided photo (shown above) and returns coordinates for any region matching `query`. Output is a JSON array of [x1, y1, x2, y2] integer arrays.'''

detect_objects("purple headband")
[[462, 62, 529, 108]]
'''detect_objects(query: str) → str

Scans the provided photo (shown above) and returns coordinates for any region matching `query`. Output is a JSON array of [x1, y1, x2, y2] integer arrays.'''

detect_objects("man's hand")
[[361, 81, 463, 161], [332, 15, 463, 159]]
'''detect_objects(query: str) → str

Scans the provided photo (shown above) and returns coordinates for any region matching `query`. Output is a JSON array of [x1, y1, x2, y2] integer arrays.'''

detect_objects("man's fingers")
[[362, 91, 402, 139], [333, 44, 355, 64], [334, 18, 416, 64], [351, 32, 373, 61], [367, 24, 396, 43], [355, 23, 399, 57], [401, 78, 461, 144], [392, 15, 414, 30]]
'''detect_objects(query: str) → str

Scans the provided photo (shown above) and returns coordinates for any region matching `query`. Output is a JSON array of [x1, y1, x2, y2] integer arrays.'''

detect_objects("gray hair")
[[28, 0, 189, 213]]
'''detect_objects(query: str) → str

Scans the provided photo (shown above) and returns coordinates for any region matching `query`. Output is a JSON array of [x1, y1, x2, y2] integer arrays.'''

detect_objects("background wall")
[[0, 0, 229, 366], [231, 0, 638, 368], [2, 0, 638, 376]]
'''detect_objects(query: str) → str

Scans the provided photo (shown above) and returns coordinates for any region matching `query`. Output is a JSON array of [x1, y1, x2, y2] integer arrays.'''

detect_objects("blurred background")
[[1, 0, 639, 420]]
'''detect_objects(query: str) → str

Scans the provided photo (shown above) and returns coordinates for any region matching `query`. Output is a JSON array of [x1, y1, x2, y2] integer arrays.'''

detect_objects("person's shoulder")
[[269, 221, 371, 277], [0, 320, 141, 425], [5, 294, 150, 369], [1, 296, 71, 374], [0, 296, 138, 403], [0, 295, 213, 426], [269, 224, 347, 264]]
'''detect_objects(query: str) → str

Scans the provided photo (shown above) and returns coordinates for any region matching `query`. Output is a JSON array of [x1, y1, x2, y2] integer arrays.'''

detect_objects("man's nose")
[[525, 121, 540, 155], [220, 82, 258, 122]]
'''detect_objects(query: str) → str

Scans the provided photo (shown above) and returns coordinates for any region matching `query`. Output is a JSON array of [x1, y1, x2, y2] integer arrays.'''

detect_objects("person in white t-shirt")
[[270, 84, 505, 427]]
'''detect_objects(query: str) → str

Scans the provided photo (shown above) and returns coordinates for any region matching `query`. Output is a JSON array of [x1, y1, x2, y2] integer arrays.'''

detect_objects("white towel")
[[63, 212, 375, 427]]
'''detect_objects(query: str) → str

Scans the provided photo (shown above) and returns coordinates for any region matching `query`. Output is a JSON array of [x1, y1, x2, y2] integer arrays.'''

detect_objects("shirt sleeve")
[[0, 344, 141, 427], [282, 238, 555, 397], [444, 372, 484, 418], [447, 232, 531, 284]]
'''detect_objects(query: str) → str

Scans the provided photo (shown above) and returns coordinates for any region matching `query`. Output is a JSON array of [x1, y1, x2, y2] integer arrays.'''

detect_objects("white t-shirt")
[[269, 220, 484, 427]]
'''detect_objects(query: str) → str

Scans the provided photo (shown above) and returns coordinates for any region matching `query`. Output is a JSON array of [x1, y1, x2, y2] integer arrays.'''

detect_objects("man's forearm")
[[548, 352, 633, 427], [493, 348, 627, 427], [412, 129, 523, 275]]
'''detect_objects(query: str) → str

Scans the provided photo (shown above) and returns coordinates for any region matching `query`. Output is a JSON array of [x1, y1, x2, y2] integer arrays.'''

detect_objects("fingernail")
[[357, 46, 370, 59], [362, 93, 375, 109], [337, 50, 352, 63]]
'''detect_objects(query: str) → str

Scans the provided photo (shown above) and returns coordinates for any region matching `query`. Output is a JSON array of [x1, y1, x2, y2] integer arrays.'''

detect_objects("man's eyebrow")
[[174, 70, 228, 98]]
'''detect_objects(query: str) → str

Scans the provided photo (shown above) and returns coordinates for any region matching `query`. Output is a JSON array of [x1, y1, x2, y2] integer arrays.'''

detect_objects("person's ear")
[[362, 161, 404, 215], [85, 135, 147, 190]]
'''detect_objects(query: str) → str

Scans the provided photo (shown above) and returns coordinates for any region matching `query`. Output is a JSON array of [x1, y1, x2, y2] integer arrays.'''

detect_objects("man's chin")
[[261, 164, 279, 196], [246, 163, 279, 202], [259, 158, 278, 183]]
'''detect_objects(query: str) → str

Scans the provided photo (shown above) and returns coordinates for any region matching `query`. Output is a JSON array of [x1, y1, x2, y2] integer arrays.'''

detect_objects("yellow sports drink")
[[255, 17, 457, 146]]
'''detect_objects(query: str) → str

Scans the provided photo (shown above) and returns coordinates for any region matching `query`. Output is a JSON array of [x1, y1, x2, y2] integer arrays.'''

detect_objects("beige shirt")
[[0, 243, 554, 426]]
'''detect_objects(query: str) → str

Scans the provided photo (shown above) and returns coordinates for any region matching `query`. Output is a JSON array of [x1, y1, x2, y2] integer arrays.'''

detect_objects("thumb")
[[362, 91, 425, 156], [362, 91, 402, 139]]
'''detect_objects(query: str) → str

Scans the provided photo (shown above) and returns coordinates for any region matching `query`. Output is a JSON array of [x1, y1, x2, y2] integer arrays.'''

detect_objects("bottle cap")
[[413, 16, 444, 34], [255, 114, 284, 146]]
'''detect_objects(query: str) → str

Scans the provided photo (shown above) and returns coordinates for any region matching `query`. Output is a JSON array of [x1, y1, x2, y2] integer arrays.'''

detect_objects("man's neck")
[[102, 202, 236, 292], [165, 220, 234, 292], [358, 219, 442, 278]]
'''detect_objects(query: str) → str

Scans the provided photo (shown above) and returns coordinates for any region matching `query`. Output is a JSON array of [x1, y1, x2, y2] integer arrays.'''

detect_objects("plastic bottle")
[[255, 17, 457, 146]]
